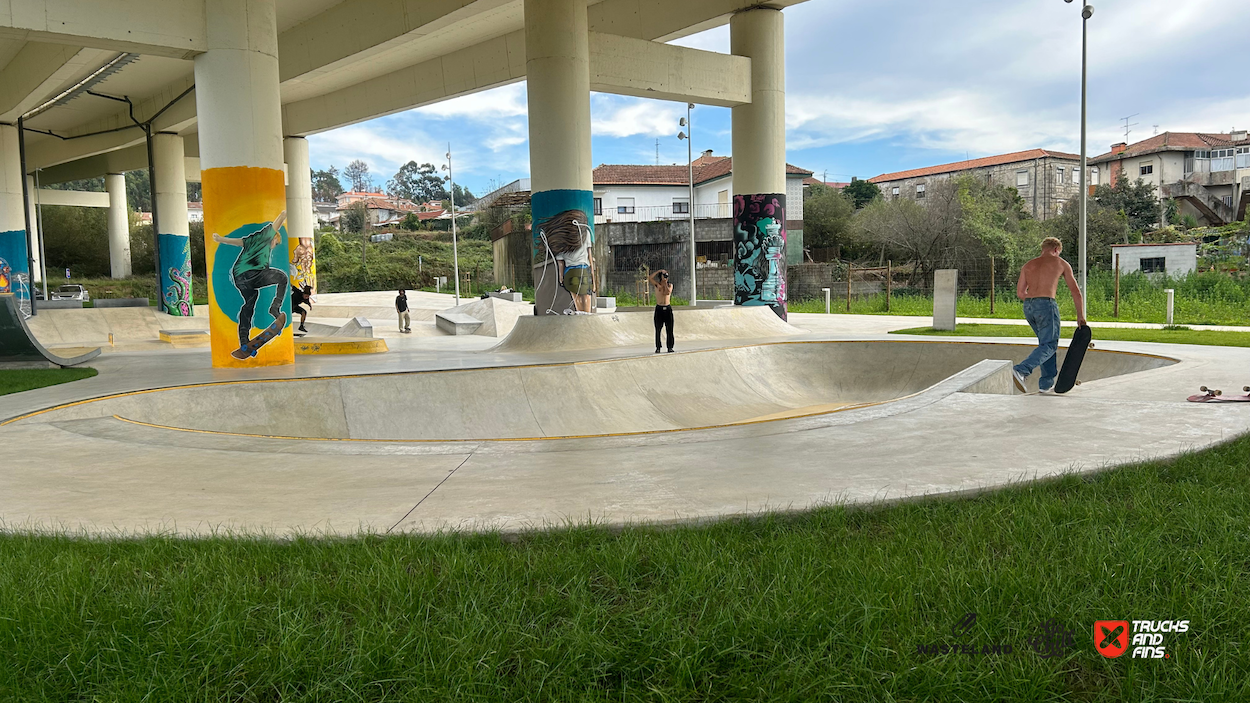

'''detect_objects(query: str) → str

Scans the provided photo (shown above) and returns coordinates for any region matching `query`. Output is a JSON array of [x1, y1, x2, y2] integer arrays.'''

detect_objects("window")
[[616, 197, 635, 214], [891, 186, 900, 198], [1139, 162, 1153, 175], [1073, 167, 1080, 183], [1140, 257, 1166, 274], [1091, 167, 1100, 185], [1056, 202, 1064, 216], [1224, 195, 1234, 208], [1016, 170, 1029, 187], [1056, 166, 1064, 184], [672, 197, 689, 214], [593, 198, 602, 216], [915, 184, 926, 199], [1237, 146, 1250, 169]]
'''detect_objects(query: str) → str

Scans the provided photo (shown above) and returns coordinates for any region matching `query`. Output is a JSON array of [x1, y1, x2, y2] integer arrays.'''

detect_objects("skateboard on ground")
[[1054, 324, 1092, 394], [231, 312, 286, 359], [1188, 386, 1250, 403]]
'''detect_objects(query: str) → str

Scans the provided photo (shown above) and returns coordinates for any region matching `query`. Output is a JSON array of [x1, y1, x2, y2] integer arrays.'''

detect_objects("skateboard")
[[1054, 324, 1092, 394], [231, 312, 287, 360], [1188, 386, 1250, 403]]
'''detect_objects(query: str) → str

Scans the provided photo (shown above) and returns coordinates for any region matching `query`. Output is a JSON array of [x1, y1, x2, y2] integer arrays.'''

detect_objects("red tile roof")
[[1089, 132, 1235, 163], [869, 149, 1081, 183], [594, 157, 813, 187]]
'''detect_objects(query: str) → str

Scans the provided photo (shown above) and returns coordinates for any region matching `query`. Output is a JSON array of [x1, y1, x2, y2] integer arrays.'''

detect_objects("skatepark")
[[4, 293, 1249, 535]]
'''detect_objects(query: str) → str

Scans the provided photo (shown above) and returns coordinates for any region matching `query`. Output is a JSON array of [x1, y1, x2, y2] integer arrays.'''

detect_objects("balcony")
[[596, 202, 732, 224]]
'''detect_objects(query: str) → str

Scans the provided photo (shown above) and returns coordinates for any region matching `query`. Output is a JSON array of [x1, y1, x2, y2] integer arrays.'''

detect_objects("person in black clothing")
[[290, 284, 312, 333], [648, 269, 675, 353], [396, 289, 411, 333]]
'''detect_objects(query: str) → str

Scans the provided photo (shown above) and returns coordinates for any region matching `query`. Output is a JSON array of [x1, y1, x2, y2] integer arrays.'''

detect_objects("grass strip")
[[2, 434, 1249, 700], [0, 367, 97, 396], [889, 323, 1250, 347]]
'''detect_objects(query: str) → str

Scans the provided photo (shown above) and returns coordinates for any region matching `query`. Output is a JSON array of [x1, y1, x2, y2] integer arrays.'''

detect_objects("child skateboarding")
[[1013, 236, 1086, 393], [211, 210, 289, 360]]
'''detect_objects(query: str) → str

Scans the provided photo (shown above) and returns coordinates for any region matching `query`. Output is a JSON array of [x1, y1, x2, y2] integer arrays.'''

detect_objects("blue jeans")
[[1015, 297, 1060, 391]]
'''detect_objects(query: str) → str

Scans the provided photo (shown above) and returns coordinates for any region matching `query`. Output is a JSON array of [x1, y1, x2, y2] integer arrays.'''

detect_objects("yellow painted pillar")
[[195, 0, 292, 367], [284, 136, 316, 295]]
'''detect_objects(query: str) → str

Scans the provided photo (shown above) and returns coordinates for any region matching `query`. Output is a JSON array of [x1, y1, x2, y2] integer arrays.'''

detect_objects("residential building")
[[187, 201, 204, 223], [869, 149, 1082, 221], [1111, 242, 1197, 278], [1089, 131, 1250, 226], [334, 190, 423, 228]]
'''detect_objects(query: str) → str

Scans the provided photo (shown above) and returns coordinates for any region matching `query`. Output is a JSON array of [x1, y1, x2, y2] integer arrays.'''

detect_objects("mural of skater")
[[733, 193, 787, 320], [211, 209, 289, 360]]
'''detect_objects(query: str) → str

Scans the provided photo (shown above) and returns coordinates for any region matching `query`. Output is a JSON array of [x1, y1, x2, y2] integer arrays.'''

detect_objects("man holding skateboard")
[[212, 210, 289, 359], [1013, 237, 1085, 394]]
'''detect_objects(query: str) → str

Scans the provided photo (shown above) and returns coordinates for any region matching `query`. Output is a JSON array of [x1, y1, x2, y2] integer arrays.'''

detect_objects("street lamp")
[[1067, 0, 1093, 319], [677, 102, 696, 306], [441, 144, 460, 305]]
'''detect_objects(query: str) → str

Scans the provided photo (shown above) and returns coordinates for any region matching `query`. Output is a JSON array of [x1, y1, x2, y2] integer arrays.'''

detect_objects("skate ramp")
[[21, 340, 1174, 440], [490, 306, 803, 353], [0, 295, 100, 367], [438, 297, 534, 337]]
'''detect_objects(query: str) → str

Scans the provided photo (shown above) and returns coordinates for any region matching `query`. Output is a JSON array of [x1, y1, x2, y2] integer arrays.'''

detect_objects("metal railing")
[[595, 202, 732, 224]]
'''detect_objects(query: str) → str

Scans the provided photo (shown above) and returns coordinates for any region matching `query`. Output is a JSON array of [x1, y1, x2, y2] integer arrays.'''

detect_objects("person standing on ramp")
[[1013, 236, 1085, 393], [648, 269, 675, 353], [212, 210, 289, 360]]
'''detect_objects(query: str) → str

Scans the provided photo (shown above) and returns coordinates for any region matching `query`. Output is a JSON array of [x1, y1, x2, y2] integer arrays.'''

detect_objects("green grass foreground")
[[0, 367, 97, 396], [4, 438, 1250, 700], [891, 323, 1250, 347]]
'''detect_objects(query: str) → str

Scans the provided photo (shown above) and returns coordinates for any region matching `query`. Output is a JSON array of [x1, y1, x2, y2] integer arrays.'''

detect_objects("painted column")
[[283, 136, 316, 294], [152, 134, 193, 315], [524, 0, 596, 315], [730, 7, 788, 320], [24, 175, 41, 285], [195, 0, 292, 367], [105, 173, 132, 279], [0, 125, 30, 312]]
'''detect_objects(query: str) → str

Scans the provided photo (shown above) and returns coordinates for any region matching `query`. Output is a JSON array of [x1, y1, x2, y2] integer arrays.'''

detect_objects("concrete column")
[[195, 0, 292, 367], [24, 175, 41, 285], [105, 173, 131, 279], [525, 0, 596, 314], [283, 136, 316, 295], [0, 124, 31, 310], [152, 134, 192, 315], [730, 7, 788, 320]]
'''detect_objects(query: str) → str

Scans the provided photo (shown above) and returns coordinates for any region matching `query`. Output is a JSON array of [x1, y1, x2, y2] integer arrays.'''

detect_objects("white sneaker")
[[1012, 369, 1028, 393], [1039, 386, 1056, 395]]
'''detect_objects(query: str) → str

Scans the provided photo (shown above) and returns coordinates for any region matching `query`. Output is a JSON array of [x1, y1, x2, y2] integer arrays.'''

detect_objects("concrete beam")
[[588, 32, 748, 107], [0, 0, 205, 59], [0, 43, 88, 121], [34, 188, 109, 208]]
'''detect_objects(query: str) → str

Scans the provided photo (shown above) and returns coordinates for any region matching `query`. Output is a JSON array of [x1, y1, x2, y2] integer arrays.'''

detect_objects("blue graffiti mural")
[[0, 228, 31, 313], [733, 193, 787, 320], [157, 233, 193, 316]]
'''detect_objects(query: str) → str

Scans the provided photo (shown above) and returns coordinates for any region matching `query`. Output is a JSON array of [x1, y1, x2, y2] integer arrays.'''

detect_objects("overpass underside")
[[0, 0, 805, 367]]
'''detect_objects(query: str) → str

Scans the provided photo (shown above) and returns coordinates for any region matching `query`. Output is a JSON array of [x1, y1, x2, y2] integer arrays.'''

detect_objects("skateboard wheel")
[[1087, 342, 1094, 348], [1075, 380, 1081, 385], [1201, 386, 1210, 392], [1243, 386, 1249, 393]]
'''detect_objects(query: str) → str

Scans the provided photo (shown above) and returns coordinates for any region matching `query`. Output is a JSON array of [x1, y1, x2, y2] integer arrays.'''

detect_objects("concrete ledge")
[[159, 329, 210, 348], [295, 336, 388, 355], [37, 299, 83, 309], [435, 311, 483, 335], [596, 296, 616, 313], [488, 291, 524, 303], [331, 316, 373, 338], [94, 298, 151, 308]]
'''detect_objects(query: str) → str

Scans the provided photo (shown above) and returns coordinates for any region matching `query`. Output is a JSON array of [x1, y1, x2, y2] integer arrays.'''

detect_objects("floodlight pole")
[[679, 103, 697, 306], [1077, 3, 1093, 319], [445, 144, 460, 305]]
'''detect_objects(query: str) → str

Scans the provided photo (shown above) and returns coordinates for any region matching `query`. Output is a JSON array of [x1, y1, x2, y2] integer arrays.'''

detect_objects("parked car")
[[53, 284, 90, 302]]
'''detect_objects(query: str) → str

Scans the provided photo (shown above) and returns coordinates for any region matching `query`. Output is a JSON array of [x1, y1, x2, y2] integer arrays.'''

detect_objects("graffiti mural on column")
[[289, 235, 316, 294], [157, 233, 193, 316], [0, 229, 30, 314], [203, 166, 293, 368], [733, 193, 787, 320], [532, 189, 596, 315]]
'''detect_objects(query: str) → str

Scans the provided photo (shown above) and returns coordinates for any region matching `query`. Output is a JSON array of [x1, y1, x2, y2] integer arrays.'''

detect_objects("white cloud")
[[591, 96, 683, 138], [416, 82, 528, 119]]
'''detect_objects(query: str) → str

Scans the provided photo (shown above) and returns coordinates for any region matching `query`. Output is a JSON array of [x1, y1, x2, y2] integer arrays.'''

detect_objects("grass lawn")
[[3, 435, 1249, 700], [890, 323, 1250, 348], [0, 367, 97, 396]]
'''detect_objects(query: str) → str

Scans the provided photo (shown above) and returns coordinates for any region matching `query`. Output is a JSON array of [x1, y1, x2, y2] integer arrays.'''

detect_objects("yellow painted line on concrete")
[[295, 337, 388, 355]]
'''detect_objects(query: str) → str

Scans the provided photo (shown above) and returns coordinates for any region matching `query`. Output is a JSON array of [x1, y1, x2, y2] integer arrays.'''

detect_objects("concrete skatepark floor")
[[3, 308, 1250, 536]]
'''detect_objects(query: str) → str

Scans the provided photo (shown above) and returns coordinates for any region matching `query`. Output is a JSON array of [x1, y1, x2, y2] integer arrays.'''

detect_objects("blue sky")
[[308, 0, 1250, 198]]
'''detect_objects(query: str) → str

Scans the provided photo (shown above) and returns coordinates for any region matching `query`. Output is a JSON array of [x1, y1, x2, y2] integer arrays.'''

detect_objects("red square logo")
[[1095, 620, 1129, 658]]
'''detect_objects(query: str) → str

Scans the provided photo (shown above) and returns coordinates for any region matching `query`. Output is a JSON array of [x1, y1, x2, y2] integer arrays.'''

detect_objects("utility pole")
[[678, 103, 696, 306], [442, 145, 461, 305]]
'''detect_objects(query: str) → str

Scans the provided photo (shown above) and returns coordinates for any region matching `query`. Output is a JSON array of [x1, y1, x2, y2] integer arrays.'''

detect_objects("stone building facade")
[[869, 149, 1082, 221]]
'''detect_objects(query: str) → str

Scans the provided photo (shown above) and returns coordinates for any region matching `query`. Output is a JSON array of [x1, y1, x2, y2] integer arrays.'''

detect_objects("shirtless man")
[[1013, 237, 1086, 393], [648, 269, 675, 353]]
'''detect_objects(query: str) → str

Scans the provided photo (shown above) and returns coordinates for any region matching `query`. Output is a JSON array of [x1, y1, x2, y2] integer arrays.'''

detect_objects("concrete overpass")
[[0, 0, 808, 367]]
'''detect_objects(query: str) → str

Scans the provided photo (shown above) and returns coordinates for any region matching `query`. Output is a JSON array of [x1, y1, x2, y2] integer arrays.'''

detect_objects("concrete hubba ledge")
[[294, 337, 388, 355], [488, 291, 524, 303], [14, 340, 1174, 442], [436, 312, 483, 335], [158, 329, 210, 348], [36, 299, 83, 310], [437, 297, 534, 337], [93, 298, 151, 308]]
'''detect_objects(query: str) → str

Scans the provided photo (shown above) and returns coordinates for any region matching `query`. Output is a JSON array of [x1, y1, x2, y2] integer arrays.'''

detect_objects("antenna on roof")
[[1121, 114, 1139, 142]]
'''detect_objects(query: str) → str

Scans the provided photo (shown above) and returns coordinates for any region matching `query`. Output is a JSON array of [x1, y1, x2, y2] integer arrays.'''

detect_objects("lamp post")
[[1067, 0, 1093, 319], [442, 144, 460, 305], [678, 102, 696, 306]]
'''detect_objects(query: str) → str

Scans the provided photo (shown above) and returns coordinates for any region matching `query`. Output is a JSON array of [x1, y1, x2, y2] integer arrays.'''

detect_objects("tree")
[[387, 161, 449, 203], [125, 169, 151, 213], [341, 200, 368, 233], [311, 167, 344, 202], [452, 183, 476, 205], [1093, 177, 1160, 233], [186, 181, 202, 202], [841, 179, 881, 209], [1040, 195, 1130, 270], [802, 183, 856, 251], [343, 160, 373, 193]]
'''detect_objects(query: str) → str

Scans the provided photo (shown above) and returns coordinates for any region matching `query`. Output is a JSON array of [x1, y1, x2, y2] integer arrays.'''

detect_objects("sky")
[[307, 0, 1250, 198]]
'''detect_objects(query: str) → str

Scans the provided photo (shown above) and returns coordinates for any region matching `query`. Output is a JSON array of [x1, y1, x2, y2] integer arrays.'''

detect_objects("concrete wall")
[[873, 156, 1081, 221], [1112, 244, 1197, 278]]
